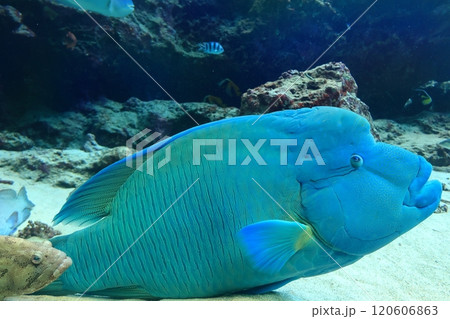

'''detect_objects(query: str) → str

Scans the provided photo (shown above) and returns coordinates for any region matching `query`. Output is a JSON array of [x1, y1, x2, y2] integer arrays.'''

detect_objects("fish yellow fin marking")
[[238, 220, 312, 274], [294, 226, 314, 251]]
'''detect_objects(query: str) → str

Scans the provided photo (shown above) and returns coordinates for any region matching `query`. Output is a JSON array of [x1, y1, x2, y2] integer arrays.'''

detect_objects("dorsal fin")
[[17, 187, 34, 208], [53, 137, 174, 226], [52, 158, 135, 226], [52, 115, 251, 227]]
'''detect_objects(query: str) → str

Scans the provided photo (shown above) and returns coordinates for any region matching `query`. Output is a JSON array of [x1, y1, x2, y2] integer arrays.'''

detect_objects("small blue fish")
[[47, 0, 134, 18], [198, 42, 224, 55], [41, 107, 441, 299], [0, 187, 34, 235]]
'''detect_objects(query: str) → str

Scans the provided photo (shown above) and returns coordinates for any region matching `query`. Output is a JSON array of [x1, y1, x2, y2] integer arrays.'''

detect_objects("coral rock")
[[0, 131, 34, 151], [0, 146, 129, 188], [17, 220, 61, 239], [17, 99, 239, 149], [241, 62, 378, 138], [374, 111, 450, 171], [83, 133, 106, 152]]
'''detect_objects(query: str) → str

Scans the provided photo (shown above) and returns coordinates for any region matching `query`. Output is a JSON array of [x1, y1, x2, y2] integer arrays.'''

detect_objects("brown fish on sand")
[[0, 236, 72, 299]]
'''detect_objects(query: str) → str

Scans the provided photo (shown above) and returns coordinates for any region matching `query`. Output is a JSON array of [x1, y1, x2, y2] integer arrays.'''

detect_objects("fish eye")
[[31, 253, 42, 265], [350, 154, 363, 168]]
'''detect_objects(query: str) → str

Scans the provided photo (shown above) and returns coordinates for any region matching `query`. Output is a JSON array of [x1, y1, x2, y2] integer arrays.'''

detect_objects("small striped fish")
[[198, 42, 224, 55]]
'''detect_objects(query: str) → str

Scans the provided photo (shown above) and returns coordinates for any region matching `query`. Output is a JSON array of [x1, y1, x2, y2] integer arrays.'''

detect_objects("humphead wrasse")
[[42, 107, 442, 299]]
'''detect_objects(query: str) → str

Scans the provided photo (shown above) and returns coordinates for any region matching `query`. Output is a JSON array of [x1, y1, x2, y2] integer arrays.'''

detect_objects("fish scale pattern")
[[46, 108, 441, 298]]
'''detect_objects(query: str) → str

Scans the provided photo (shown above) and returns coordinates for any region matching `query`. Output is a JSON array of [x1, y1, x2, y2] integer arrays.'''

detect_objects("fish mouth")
[[403, 156, 442, 211], [52, 255, 73, 279]]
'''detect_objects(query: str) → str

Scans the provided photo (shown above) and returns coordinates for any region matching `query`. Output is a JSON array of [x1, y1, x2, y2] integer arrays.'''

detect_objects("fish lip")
[[403, 156, 441, 209], [52, 256, 73, 279]]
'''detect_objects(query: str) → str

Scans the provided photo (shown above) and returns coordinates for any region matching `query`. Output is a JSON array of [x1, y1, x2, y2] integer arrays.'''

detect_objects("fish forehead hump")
[[182, 107, 371, 142], [289, 107, 373, 147]]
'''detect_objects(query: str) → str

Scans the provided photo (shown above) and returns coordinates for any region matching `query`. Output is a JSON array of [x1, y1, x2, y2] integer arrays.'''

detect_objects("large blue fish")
[[47, 0, 134, 18], [42, 107, 442, 299]]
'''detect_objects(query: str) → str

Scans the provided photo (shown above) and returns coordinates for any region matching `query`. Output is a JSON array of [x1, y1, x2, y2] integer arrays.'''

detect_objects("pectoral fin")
[[238, 220, 313, 274]]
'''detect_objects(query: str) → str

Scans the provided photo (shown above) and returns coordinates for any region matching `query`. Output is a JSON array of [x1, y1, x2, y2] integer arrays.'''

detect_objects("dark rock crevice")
[[0, 0, 449, 120]]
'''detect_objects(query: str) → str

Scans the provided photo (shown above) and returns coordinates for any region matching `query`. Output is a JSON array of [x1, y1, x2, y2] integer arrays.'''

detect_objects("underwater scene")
[[0, 0, 449, 301]]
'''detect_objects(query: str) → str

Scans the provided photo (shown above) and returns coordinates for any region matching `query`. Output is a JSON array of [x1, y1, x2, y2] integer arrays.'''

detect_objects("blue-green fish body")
[[48, 0, 134, 18], [45, 107, 442, 299]]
